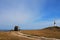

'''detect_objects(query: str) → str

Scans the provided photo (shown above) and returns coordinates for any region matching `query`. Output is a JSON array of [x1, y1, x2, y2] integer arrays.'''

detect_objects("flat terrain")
[[21, 26, 60, 39], [0, 32, 32, 40], [0, 31, 60, 40], [0, 26, 60, 40]]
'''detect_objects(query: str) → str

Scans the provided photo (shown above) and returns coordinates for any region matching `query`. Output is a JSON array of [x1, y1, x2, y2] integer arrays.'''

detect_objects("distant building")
[[14, 26, 19, 31], [54, 20, 56, 26]]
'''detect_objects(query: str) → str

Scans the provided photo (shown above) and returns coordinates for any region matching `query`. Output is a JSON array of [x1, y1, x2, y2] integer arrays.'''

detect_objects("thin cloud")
[[0, 0, 60, 30]]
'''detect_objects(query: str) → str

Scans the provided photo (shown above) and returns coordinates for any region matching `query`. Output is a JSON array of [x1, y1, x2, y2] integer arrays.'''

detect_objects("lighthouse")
[[54, 20, 56, 26]]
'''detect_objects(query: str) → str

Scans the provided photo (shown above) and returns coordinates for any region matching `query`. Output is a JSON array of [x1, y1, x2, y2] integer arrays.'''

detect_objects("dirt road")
[[11, 32, 60, 40]]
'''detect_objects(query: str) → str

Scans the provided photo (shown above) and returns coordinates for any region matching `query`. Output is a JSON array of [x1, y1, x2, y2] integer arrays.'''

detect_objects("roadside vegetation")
[[21, 26, 60, 39]]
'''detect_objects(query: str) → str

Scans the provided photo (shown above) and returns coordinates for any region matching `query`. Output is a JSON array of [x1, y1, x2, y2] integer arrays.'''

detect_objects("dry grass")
[[21, 27, 60, 39], [0, 26, 60, 40], [0, 32, 32, 40]]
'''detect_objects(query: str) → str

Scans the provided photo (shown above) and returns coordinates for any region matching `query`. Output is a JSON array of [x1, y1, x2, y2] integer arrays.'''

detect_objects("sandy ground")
[[0, 31, 60, 40], [11, 31, 60, 40]]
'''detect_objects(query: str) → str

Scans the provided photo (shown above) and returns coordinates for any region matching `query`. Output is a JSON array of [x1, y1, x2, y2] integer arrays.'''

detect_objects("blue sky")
[[0, 0, 60, 30]]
